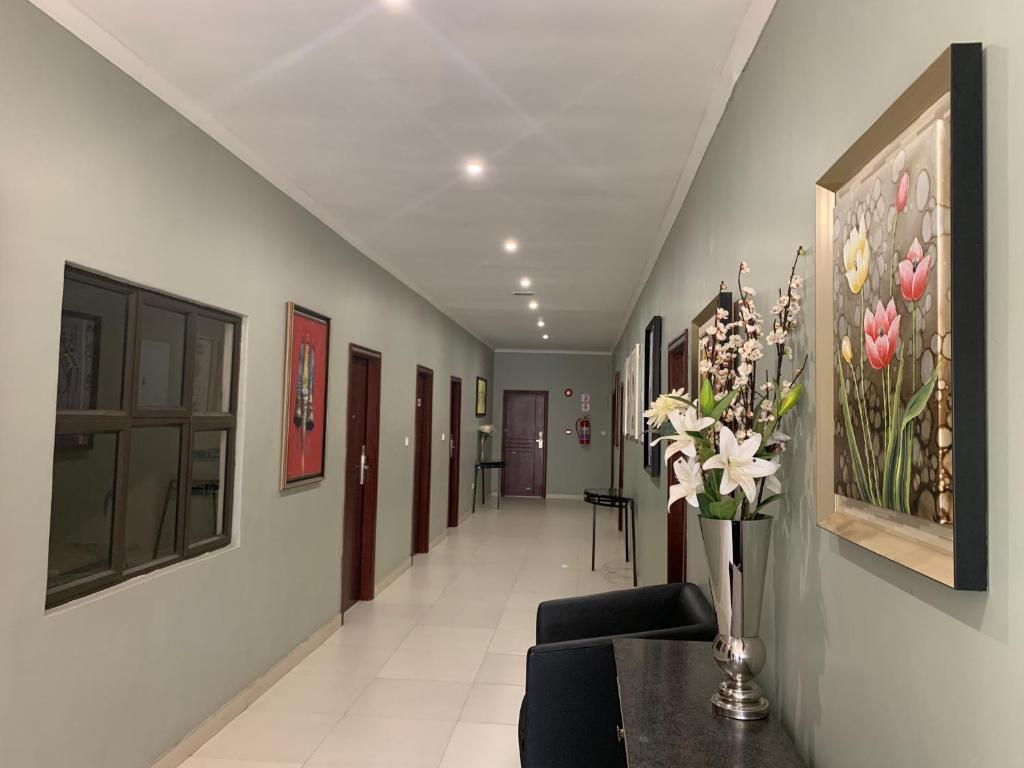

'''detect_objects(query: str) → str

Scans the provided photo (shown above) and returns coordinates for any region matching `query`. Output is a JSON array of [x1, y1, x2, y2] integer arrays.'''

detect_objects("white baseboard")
[[429, 529, 447, 549], [374, 557, 412, 595], [150, 614, 341, 768]]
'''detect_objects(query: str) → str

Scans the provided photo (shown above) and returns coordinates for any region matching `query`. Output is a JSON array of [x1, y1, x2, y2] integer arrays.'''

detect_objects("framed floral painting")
[[280, 302, 331, 490], [814, 44, 986, 589], [643, 315, 662, 475]]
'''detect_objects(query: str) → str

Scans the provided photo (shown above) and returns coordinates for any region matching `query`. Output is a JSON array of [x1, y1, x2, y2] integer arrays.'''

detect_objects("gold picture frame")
[[814, 45, 986, 589]]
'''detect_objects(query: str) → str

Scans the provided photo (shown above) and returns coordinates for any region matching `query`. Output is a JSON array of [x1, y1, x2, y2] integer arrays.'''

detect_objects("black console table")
[[584, 487, 637, 587], [472, 459, 505, 512], [613, 639, 805, 767]]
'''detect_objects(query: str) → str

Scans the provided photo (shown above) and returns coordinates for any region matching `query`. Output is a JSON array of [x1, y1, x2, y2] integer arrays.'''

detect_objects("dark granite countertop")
[[613, 639, 806, 768]]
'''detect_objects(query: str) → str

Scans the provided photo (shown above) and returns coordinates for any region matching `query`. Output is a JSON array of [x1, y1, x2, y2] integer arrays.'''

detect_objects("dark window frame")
[[48, 266, 241, 608]]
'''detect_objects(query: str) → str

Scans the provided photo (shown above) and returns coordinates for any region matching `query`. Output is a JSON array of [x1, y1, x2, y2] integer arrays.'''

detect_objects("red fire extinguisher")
[[575, 417, 591, 445]]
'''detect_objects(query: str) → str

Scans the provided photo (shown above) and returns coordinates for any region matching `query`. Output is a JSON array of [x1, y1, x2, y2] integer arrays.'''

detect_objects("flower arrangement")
[[644, 248, 808, 521], [836, 166, 938, 515], [477, 424, 494, 461]]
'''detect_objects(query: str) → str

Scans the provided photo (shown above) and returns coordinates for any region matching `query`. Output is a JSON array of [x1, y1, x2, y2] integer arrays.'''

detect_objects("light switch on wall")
[[404, 436, 409, 447], [441, 433, 446, 441]]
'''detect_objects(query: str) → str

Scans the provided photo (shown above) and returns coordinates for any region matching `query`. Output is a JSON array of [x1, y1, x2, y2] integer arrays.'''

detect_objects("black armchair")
[[518, 582, 716, 768]]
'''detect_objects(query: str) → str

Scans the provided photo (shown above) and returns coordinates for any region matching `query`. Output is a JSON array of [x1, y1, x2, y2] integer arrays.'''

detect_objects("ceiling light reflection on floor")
[[504, 238, 519, 253], [464, 159, 484, 178]]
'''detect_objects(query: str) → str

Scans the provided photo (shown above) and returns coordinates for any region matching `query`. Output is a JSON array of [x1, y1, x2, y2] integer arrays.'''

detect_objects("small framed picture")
[[475, 376, 488, 417], [280, 302, 331, 490]]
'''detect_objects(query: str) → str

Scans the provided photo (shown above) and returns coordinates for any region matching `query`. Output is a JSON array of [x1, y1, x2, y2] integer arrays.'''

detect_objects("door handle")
[[537, 430, 544, 449], [359, 445, 368, 486]]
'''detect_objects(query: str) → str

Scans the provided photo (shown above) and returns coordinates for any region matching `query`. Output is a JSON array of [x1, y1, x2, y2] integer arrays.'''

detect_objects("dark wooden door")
[[666, 331, 688, 583], [447, 377, 462, 528], [501, 390, 547, 497], [342, 345, 381, 613], [412, 366, 433, 554]]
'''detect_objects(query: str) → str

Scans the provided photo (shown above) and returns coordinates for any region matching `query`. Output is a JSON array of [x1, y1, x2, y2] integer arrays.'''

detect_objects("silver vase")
[[699, 515, 773, 721]]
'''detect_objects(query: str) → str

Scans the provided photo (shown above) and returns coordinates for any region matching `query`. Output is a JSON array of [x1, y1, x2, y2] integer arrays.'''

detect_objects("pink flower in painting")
[[896, 170, 910, 212], [863, 299, 901, 370], [898, 238, 932, 302]]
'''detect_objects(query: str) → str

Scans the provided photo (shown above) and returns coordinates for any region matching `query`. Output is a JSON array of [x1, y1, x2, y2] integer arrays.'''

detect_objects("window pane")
[[193, 317, 234, 413], [188, 430, 228, 543], [48, 432, 118, 589], [124, 426, 182, 568], [138, 304, 186, 408], [58, 278, 127, 411]]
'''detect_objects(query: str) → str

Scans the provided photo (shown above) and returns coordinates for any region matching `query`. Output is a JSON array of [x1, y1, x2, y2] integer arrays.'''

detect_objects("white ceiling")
[[34, 0, 774, 351]]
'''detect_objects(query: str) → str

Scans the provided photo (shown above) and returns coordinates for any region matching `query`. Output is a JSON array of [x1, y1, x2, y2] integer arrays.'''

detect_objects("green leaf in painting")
[[900, 370, 938, 431]]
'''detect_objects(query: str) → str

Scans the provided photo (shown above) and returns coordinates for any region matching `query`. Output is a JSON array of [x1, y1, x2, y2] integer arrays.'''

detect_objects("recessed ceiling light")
[[528, 300, 539, 310], [464, 159, 485, 178], [380, 0, 408, 10], [537, 319, 545, 328], [542, 334, 549, 340], [519, 277, 531, 288], [504, 238, 519, 253]]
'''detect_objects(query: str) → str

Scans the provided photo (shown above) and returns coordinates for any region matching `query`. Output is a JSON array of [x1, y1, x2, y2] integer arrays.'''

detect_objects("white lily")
[[669, 457, 703, 508], [762, 461, 782, 496], [702, 427, 778, 502], [643, 388, 689, 429], [653, 405, 714, 460]]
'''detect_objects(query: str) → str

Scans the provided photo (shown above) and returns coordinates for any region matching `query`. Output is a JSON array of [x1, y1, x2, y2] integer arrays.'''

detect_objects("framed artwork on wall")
[[622, 343, 642, 441], [643, 316, 662, 475], [280, 302, 331, 490], [814, 43, 986, 590], [475, 376, 488, 417], [690, 286, 732, 400]]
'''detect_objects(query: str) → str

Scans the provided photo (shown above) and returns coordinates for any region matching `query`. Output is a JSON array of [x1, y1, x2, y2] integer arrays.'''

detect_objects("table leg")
[[497, 469, 501, 510], [631, 501, 638, 587], [472, 468, 478, 514], [591, 504, 597, 571], [624, 502, 630, 562]]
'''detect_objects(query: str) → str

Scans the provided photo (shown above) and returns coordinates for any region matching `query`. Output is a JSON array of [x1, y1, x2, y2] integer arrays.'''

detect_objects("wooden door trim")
[[447, 376, 462, 528], [666, 331, 688, 583], [412, 365, 434, 555], [500, 389, 548, 498], [346, 344, 381, 603]]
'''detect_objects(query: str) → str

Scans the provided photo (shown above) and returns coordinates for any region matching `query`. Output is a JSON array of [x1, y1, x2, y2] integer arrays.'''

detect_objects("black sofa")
[[518, 582, 716, 768]]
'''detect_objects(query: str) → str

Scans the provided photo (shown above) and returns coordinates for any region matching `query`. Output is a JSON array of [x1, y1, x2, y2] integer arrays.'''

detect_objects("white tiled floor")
[[184, 497, 633, 768]]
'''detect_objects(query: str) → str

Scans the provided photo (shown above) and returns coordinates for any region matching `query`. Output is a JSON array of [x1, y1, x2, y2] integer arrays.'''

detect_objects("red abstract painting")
[[280, 303, 330, 489]]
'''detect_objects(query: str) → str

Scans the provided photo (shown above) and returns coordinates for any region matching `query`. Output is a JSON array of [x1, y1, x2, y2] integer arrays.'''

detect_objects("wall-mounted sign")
[[581, 393, 591, 413]]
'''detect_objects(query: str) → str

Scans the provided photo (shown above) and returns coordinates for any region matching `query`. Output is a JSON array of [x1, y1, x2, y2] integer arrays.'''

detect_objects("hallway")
[[184, 498, 634, 768]]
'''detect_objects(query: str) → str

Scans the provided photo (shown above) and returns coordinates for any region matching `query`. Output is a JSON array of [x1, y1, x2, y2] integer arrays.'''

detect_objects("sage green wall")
[[493, 352, 611, 495], [613, 1, 1021, 765], [0, 2, 491, 767]]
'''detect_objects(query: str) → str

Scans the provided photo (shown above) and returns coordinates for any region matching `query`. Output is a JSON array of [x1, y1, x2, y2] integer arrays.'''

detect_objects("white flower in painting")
[[669, 458, 704, 509], [702, 427, 778, 502], [643, 388, 688, 429], [653, 406, 714, 460]]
